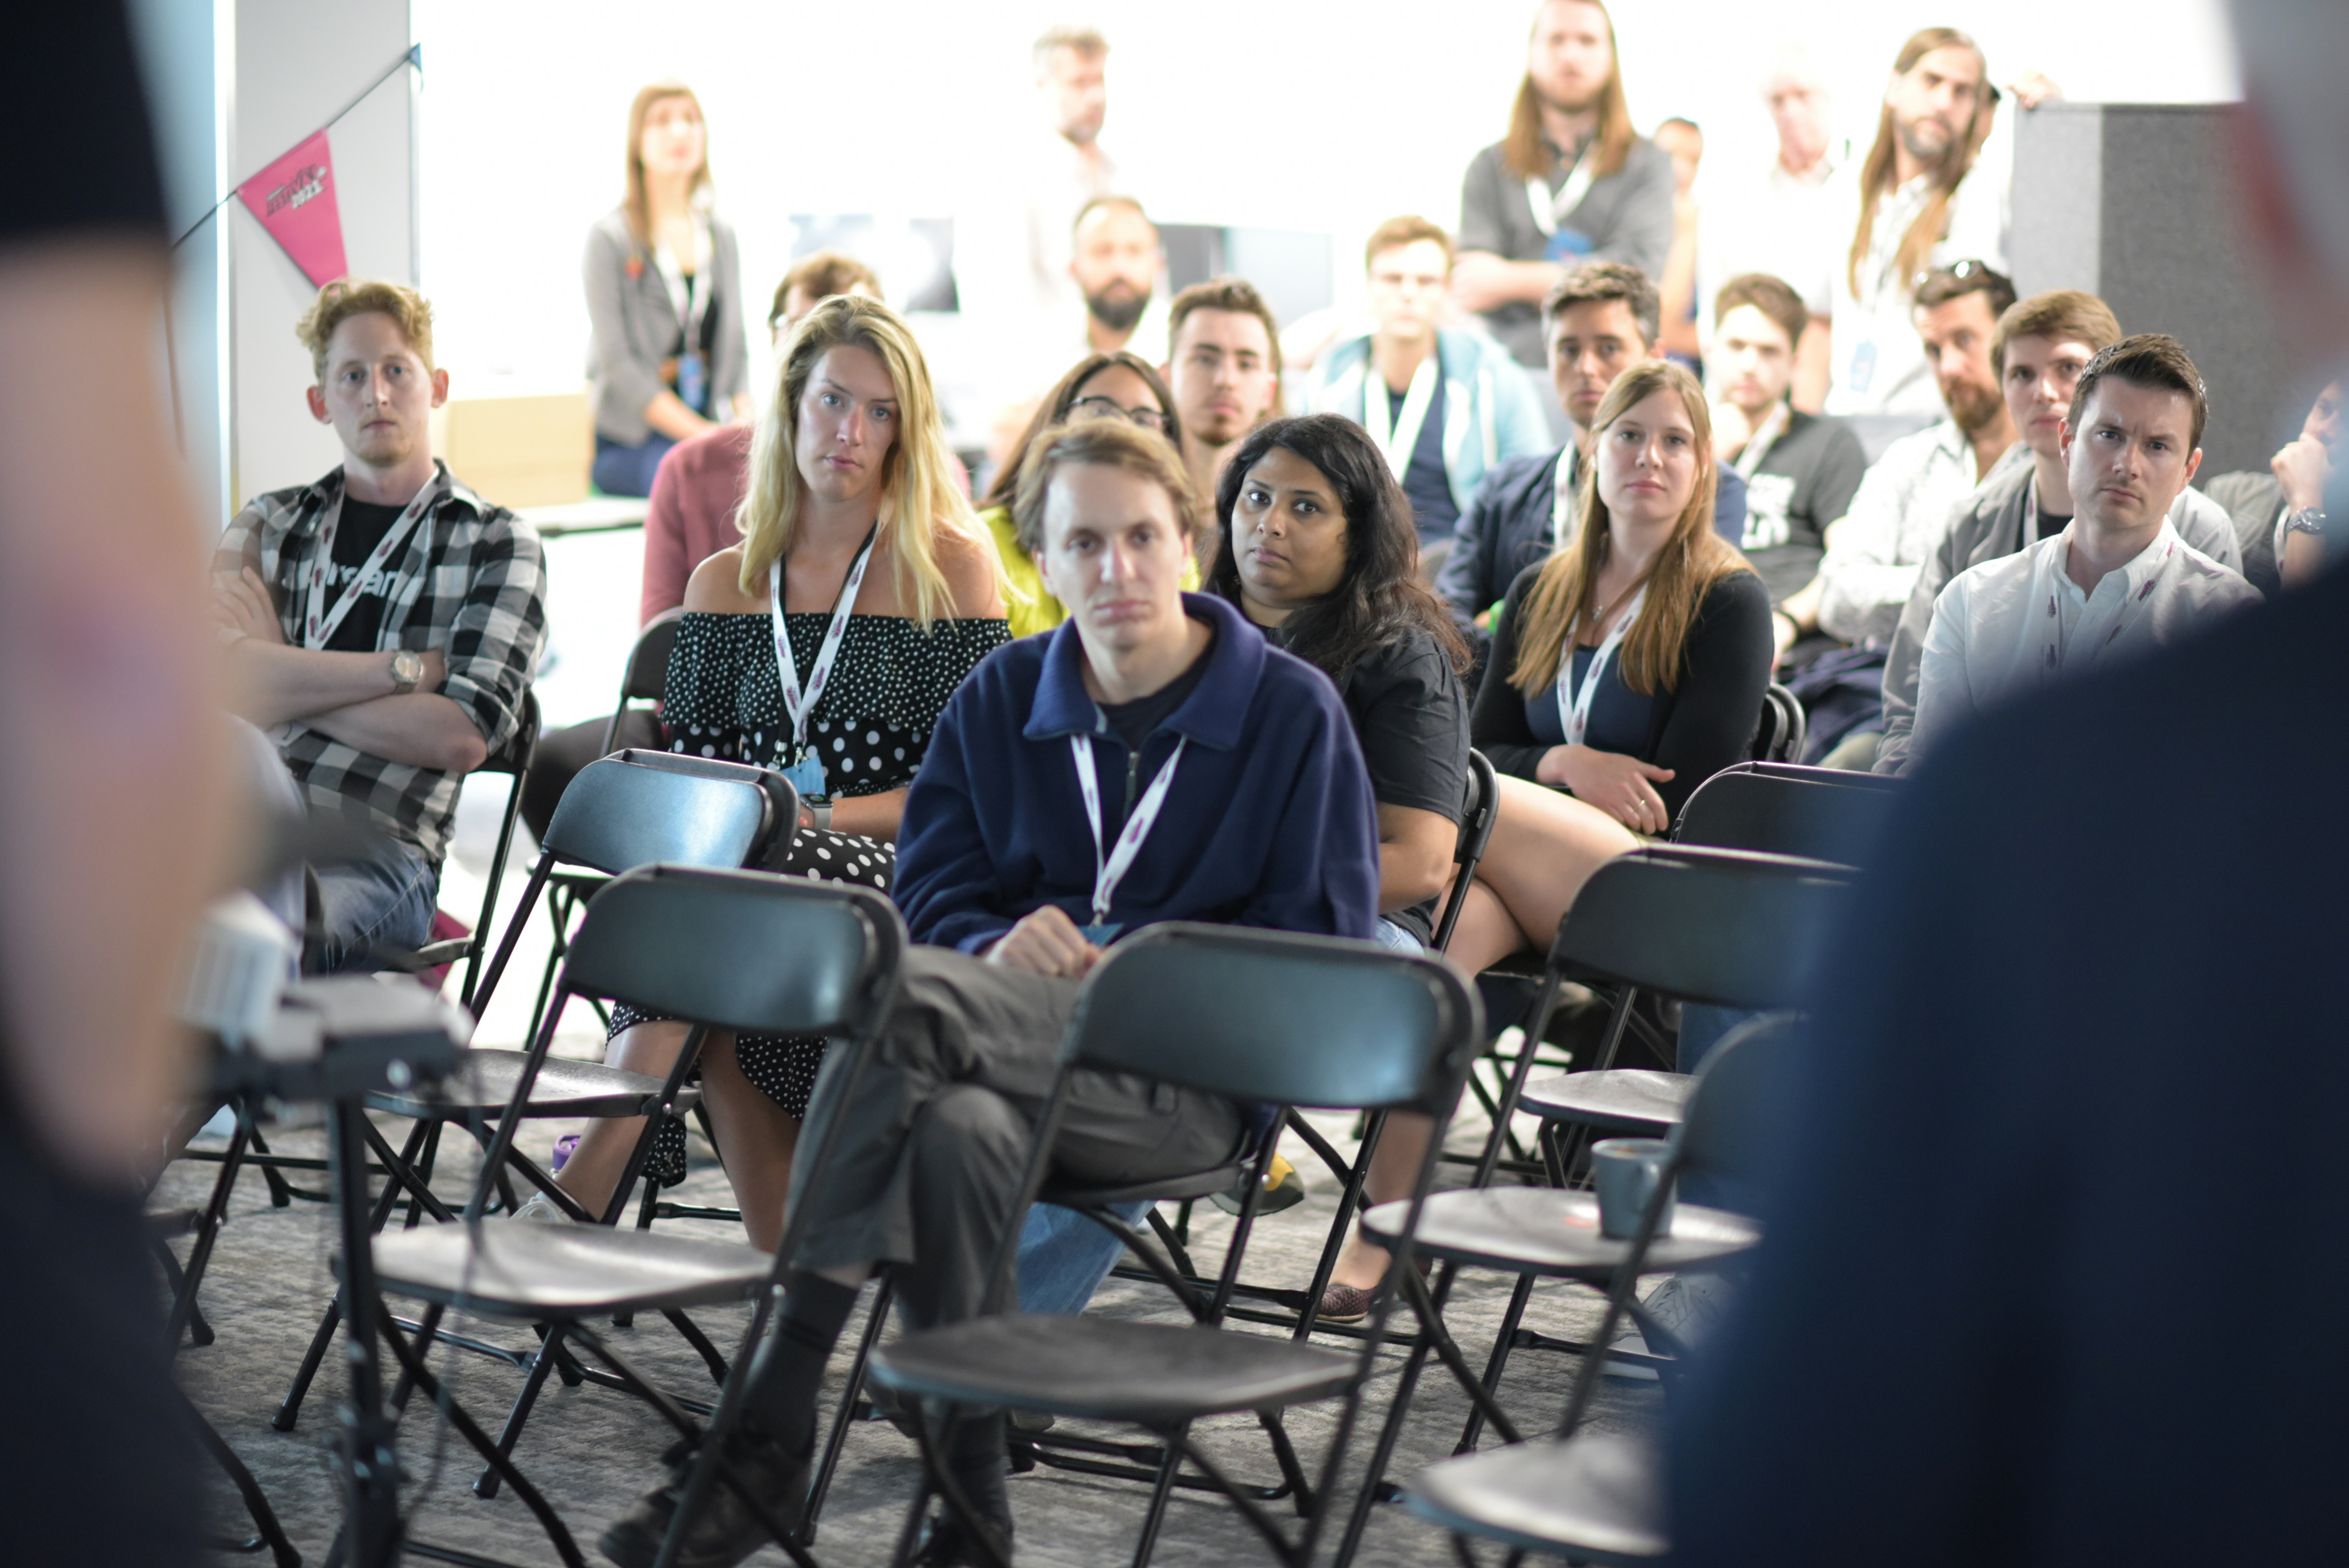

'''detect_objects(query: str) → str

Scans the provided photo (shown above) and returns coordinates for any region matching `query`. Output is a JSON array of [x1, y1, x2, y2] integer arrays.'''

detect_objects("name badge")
[[782, 754, 827, 800], [1847, 340, 1878, 395]]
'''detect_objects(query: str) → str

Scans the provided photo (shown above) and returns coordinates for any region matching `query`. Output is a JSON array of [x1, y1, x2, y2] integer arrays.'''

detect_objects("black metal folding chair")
[[411, 689, 543, 1010], [853, 924, 1483, 1568], [271, 752, 793, 1433], [1403, 1014, 1797, 1564], [357, 865, 904, 1568], [1748, 682, 1807, 765], [1674, 759, 1903, 867], [1331, 846, 1852, 1563]]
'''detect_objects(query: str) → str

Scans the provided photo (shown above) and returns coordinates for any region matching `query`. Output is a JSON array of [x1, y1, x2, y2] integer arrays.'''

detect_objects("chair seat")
[[1518, 1069, 1693, 1133], [369, 1217, 772, 1317], [1406, 1432, 1666, 1562], [368, 1048, 698, 1119], [1359, 1188, 1758, 1281], [870, 1313, 1358, 1426]]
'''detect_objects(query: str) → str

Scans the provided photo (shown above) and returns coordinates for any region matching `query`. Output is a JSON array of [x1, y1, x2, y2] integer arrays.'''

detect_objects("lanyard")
[[653, 215, 713, 346], [768, 527, 877, 761], [1730, 401, 1792, 481], [1555, 584, 1646, 746], [1526, 139, 1598, 238], [1069, 732, 1188, 930], [299, 485, 435, 649], [1361, 354, 1439, 481]]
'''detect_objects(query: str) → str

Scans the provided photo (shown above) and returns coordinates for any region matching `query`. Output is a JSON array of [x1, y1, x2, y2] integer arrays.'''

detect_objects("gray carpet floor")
[[162, 1085, 1661, 1568]]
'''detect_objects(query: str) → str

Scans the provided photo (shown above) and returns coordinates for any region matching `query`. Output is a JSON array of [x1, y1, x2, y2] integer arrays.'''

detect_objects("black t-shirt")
[[1270, 620, 1470, 943], [1385, 374, 1460, 542], [1094, 621, 1217, 814], [2039, 506, 2072, 542], [1734, 410, 1869, 604], [320, 497, 408, 652]]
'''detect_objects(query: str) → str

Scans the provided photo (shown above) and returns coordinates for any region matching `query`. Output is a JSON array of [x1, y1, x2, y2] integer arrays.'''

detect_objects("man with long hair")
[[1815, 29, 2057, 417], [1453, 0, 1675, 371]]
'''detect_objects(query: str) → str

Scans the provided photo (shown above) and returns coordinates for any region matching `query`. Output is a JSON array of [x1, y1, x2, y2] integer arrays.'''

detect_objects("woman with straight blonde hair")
[[584, 80, 751, 495], [543, 294, 1007, 1246]]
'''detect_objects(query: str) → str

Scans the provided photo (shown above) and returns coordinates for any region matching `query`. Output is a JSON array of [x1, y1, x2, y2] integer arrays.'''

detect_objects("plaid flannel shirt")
[[216, 461, 547, 863]]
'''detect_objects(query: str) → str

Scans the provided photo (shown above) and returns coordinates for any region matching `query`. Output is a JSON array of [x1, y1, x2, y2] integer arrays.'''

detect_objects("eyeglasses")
[[1067, 395, 1169, 432]]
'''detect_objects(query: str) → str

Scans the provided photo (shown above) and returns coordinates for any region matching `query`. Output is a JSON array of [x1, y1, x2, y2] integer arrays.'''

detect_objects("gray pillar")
[[2012, 102, 2299, 482]]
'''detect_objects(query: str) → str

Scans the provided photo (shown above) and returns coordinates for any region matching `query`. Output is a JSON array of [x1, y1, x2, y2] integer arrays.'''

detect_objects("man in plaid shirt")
[[214, 279, 545, 971]]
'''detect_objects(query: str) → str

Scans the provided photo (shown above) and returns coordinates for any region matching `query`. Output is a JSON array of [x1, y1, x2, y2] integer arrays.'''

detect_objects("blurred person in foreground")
[[1668, 2, 2349, 1560], [0, 3, 231, 1563]]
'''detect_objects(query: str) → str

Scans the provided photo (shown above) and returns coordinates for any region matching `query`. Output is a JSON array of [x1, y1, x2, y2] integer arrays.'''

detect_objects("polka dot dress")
[[608, 607, 1007, 1124]]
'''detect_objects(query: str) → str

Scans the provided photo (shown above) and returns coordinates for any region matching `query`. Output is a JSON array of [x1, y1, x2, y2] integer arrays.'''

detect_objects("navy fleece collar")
[[1023, 592, 1264, 751]]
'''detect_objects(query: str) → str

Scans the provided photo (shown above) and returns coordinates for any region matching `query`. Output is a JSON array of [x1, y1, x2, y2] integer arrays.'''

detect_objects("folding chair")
[[1674, 759, 1903, 867], [410, 689, 542, 1009], [856, 924, 1484, 1568], [271, 752, 794, 1433], [358, 865, 904, 1568], [1403, 1014, 1796, 1564], [1331, 847, 1852, 1563]]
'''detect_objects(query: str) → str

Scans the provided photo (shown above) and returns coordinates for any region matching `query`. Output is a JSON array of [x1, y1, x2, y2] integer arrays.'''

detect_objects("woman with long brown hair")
[[543, 295, 1007, 1246], [1455, 359, 1772, 964], [584, 81, 752, 495]]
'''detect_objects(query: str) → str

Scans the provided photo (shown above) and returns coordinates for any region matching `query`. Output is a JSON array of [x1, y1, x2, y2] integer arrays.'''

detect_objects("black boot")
[[598, 1430, 811, 1568]]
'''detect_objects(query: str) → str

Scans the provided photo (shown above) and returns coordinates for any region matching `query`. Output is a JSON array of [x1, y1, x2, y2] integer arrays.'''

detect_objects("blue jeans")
[[592, 433, 678, 498], [1016, 1199, 1150, 1315], [1372, 918, 1422, 953], [307, 832, 439, 974]]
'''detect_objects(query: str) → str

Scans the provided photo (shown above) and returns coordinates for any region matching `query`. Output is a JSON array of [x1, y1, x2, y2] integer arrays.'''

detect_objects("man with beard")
[[1453, 0, 1675, 372], [1067, 195, 1167, 367], [1814, 29, 2056, 416], [1164, 276, 1285, 519], [1813, 263, 2022, 660]]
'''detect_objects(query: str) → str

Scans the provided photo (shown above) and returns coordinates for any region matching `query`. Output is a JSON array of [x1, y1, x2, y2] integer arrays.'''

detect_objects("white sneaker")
[[512, 1190, 576, 1224]]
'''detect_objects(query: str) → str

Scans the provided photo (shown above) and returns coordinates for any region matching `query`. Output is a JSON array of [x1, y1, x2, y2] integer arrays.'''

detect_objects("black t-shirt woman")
[[551, 295, 1007, 1248], [1209, 414, 1478, 1322]]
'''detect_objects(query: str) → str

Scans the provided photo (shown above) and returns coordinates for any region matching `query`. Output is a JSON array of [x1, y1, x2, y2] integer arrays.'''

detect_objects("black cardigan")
[[1470, 563, 1774, 818]]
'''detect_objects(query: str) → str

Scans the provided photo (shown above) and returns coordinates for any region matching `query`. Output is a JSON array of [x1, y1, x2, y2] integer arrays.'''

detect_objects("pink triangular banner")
[[237, 129, 348, 289]]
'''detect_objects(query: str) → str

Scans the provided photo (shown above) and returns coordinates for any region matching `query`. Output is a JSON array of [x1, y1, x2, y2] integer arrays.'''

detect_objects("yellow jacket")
[[980, 503, 1198, 639]]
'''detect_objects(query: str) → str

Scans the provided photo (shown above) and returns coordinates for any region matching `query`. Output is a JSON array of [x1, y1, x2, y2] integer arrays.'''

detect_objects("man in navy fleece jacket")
[[601, 418, 1378, 1568]]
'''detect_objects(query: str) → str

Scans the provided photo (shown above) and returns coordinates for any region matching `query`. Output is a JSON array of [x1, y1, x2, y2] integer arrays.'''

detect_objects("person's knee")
[[910, 1085, 1027, 1190]]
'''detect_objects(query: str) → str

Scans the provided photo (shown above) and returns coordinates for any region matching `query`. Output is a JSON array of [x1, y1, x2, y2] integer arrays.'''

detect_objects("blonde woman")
[[585, 80, 751, 496], [547, 295, 1007, 1245]]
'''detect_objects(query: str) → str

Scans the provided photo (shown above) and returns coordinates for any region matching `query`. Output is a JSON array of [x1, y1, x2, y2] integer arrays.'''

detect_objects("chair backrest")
[[538, 751, 790, 877], [619, 608, 687, 706], [1746, 682, 1806, 764], [1672, 1010, 1801, 1213], [1676, 761, 1903, 866], [1430, 750, 1501, 952], [1063, 923, 1485, 1115], [560, 864, 902, 1040], [1550, 845, 1854, 1010]]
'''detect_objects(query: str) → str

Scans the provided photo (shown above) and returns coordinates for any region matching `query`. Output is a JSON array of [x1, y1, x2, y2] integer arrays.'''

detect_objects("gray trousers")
[[784, 945, 1246, 1331]]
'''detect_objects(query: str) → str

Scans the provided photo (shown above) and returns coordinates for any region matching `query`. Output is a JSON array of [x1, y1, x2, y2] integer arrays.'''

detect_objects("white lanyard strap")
[[1361, 353, 1440, 481], [1730, 402, 1792, 481], [1069, 732, 1188, 929], [768, 528, 877, 757], [654, 216, 714, 345], [1550, 446, 1579, 546], [1526, 140, 1598, 239], [300, 484, 436, 649], [1555, 584, 1647, 746]]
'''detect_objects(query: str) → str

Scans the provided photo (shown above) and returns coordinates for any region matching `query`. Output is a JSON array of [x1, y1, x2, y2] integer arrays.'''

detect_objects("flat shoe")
[[1316, 1281, 1379, 1325]]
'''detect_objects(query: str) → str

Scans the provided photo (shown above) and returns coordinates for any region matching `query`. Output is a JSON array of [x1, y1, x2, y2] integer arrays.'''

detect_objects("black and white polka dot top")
[[663, 610, 1008, 796]]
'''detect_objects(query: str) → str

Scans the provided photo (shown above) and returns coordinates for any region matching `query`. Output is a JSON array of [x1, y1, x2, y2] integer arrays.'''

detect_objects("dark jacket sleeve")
[[1469, 564, 1552, 782], [1439, 465, 1510, 627], [890, 677, 1020, 955], [1232, 684, 1382, 941], [1648, 571, 1774, 816], [1713, 467, 1749, 547]]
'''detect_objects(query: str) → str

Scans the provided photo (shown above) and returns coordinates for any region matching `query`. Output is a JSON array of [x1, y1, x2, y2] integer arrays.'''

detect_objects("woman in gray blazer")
[[584, 81, 750, 496]]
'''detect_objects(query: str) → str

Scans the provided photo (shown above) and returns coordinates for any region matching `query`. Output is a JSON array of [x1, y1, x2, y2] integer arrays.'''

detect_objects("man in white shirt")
[[1815, 263, 2021, 648], [1020, 26, 1117, 324], [1692, 47, 1844, 398], [1904, 335, 2258, 769]]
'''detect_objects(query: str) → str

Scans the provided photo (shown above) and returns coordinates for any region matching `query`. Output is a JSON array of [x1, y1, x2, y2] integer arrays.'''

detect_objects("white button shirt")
[[1907, 518, 2260, 767]]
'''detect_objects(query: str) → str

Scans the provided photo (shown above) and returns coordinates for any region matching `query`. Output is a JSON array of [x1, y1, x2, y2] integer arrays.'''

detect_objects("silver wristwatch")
[[2285, 506, 2328, 537], [389, 649, 426, 695]]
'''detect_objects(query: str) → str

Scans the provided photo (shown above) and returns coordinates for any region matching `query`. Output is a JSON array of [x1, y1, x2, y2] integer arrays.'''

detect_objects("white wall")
[[412, 0, 2239, 419]]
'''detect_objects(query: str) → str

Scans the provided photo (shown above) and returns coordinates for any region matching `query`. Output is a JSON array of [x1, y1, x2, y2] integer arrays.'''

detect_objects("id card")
[[782, 754, 827, 801], [1078, 923, 1123, 946], [1846, 340, 1877, 396]]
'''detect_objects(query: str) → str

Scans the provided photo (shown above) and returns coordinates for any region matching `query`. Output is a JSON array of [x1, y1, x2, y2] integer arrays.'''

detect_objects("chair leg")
[[1452, 1271, 1539, 1456], [245, 1123, 296, 1209], [474, 1322, 566, 1500], [803, 1274, 895, 1539], [1256, 1409, 1315, 1518], [1129, 1420, 1194, 1568], [274, 1121, 436, 1431], [401, 1121, 443, 1230], [1330, 1260, 1470, 1568]]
